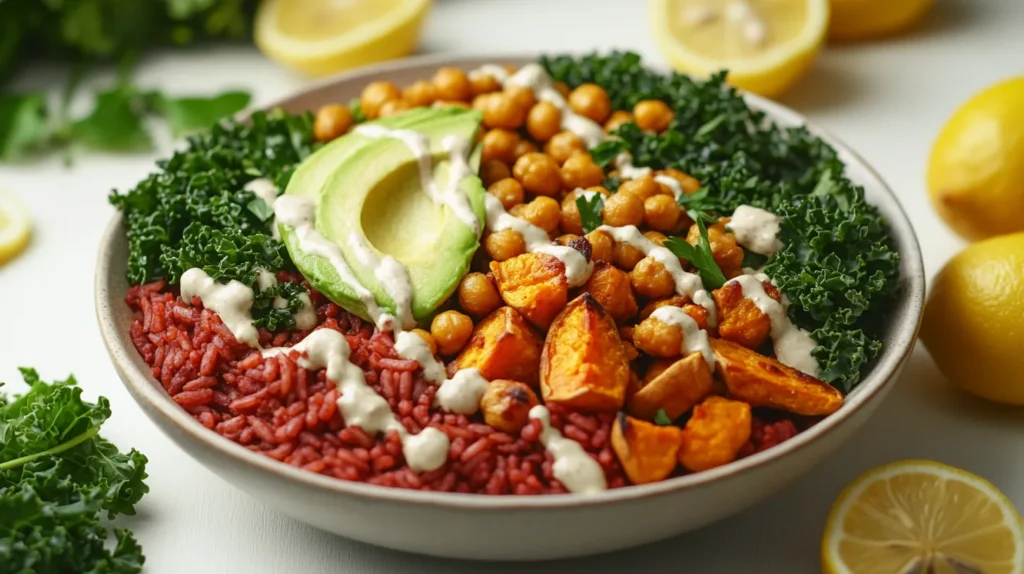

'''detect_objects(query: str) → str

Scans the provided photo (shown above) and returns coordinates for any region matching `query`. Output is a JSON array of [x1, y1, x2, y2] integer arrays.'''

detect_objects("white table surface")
[[2, 0, 1023, 571]]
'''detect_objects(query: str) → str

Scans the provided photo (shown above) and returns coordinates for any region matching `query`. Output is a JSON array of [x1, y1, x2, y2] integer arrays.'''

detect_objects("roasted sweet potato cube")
[[678, 396, 752, 472], [490, 252, 569, 330], [628, 353, 714, 421], [612, 413, 682, 485], [581, 261, 638, 323], [711, 338, 843, 416], [712, 280, 781, 350], [540, 293, 630, 411], [480, 380, 540, 433], [449, 306, 543, 386], [638, 295, 688, 321]]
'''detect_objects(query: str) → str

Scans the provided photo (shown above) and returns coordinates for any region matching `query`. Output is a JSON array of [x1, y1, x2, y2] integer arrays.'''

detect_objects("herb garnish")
[[653, 409, 673, 426], [575, 193, 605, 234], [665, 218, 727, 290]]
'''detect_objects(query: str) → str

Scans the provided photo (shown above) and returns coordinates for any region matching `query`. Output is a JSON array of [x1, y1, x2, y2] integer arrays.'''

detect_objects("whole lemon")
[[829, 0, 935, 42], [921, 232, 1024, 405], [927, 77, 1024, 242]]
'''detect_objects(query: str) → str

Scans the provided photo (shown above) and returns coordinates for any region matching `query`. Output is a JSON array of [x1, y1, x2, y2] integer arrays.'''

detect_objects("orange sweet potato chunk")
[[581, 261, 638, 324], [540, 293, 630, 411], [678, 396, 752, 472], [711, 338, 843, 416], [712, 280, 780, 350], [611, 413, 682, 485], [490, 252, 569, 330], [449, 306, 543, 386], [627, 353, 714, 421]]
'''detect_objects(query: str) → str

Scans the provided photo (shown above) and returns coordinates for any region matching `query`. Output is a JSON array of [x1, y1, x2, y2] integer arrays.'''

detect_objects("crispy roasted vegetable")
[[490, 252, 570, 329], [632, 304, 708, 358], [638, 295, 688, 321], [448, 306, 543, 386], [712, 280, 776, 349], [611, 413, 682, 484], [581, 261, 638, 323], [540, 293, 631, 411], [711, 338, 843, 416], [628, 353, 713, 421], [678, 396, 752, 472], [480, 380, 540, 433]]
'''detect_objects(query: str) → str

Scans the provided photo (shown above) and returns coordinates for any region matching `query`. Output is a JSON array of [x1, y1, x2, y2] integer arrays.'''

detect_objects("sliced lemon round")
[[823, 460, 1024, 574], [0, 189, 31, 267], [255, 0, 432, 77], [650, 0, 830, 98]]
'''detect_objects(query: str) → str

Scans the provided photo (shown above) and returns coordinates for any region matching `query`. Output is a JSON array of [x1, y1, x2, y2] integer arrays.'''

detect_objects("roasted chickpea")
[[633, 99, 675, 133], [484, 229, 526, 261], [505, 85, 537, 111], [544, 131, 586, 165], [556, 233, 581, 245], [480, 380, 540, 434], [560, 191, 585, 235], [568, 83, 612, 124], [618, 176, 661, 201], [470, 73, 502, 96], [481, 129, 520, 165], [526, 101, 562, 142], [643, 194, 681, 232], [586, 229, 615, 263], [523, 196, 561, 232], [402, 80, 437, 107], [660, 168, 702, 195], [621, 340, 640, 362], [686, 223, 744, 277], [633, 315, 683, 358], [488, 178, 525, 210], [643, 230, 668, 246], [313, 104, 353, 142], [560, 151, 605, 190], [472, 92, 495, 111], [360, 81, 401, 119], [614, 241, 645, 271], [630, 257, 676, 299], [483, 93, 528, 130], [513, 139, 538, 160], [433, 67, 473, 102], [509, 204, 528, 218], [458, 272, 503, 318], [604, 110, 634, 133], [480, 159, 511, 188], [411, 328, 437, 356], [378, 99, 412, 118], [602, 191, 645, 227], [512, 152, 562, 196], [553, 81, 571, 98], [431, 310, 474, 356]]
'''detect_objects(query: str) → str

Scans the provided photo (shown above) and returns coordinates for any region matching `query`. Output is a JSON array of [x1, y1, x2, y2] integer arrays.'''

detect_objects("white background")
[[2, 0, 1023, 571]]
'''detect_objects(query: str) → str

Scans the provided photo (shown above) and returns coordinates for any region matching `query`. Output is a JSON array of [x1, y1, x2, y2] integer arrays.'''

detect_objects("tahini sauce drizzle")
[[180, 268, 261, 348], [726, 205, 783, 257], [393, 331, 488, 415], [529, 406, 607, 494], [650, 306, 715, 370], [255, 269, 317, 331], [727, 274, 820, 377]]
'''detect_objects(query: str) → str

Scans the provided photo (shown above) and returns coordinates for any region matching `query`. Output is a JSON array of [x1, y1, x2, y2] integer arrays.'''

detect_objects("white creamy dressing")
[[650, 306, 716, 370], [654, 175, 685, 200], [180, 268, 260, 348], [726, 205, 783, 257], [613, 153, 653, 181], [529, 406, 607, 494], [467, 64, 510, 83], [255, 269, 317, 331], [245, 178, 280, 239], [727, 274, 820, 377], [393, 331, 488, 415], [575, 188, 602, 203], [347, 232, 416, 331]]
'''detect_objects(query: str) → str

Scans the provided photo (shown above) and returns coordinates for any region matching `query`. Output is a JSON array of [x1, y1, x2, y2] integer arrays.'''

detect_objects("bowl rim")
[[96, 52, 925, 511]]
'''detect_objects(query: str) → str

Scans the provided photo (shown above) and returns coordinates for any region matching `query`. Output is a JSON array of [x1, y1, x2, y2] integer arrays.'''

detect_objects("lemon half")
[[0, 189, 31, 267], [255, 0, 432, 77], [650, 0, 830, 98], [823, 460, 1024, 574]]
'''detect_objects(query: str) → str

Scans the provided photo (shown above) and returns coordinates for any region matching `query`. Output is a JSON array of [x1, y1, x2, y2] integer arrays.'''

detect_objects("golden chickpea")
[[484, 229, 526, 261], [480, 380, 540, 434], [433, 67, 473, 102], [568, 83, 612, 124], [560, 191, 584, 235], [378, 99, 412, 118], [643, 230, 668, 246], [360, 81, 401, 119], [643, 194, 681, 232], [553, 81, 571, 98], [313, 104, 353, 142], [660, 168, 702, 195], [604, 110, 634, 133], [523, 196, 562, 232], [513, 140, 538, 161], [630, 257, 676, 299], [633, 315, 683, 358], [687, 223, 744, 278], [488, 178, 525, 210], [411, 328, 437, 356], [512, 152, 562, 196], [509, 204, 528, 218], [618, 176, 661, 201], [561, 151, 605, 190], [481, 129, 520, 165], [556, 233, 581, 245], [480, 159, 511, 188], [633, 100, 675, 133], [431, 310, 474, 356], [483, 93, 528, 130], [402, 80, 437, 107], [472, 92, 494, 111], [586, 229, 615, 263], [470, 73, 502, 96], [526, 101, 562, 143], [505, 85, 536, 111], [458, 273, 503, 318], [602, 191, 645, 227], [544, 131, 587, 165], [614, 241, 645, 271]]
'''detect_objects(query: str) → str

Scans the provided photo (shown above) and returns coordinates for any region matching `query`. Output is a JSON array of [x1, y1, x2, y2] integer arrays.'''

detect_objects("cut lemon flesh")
[[255, 0, 432, 77], [650, 0, 829, 98], [823, 460, 1024, 574], [0, 189, 31, 267]]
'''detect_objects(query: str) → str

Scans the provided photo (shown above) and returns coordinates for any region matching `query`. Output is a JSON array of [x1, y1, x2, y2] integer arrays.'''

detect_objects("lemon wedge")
[[0, 189, 31, 267], [823, 460, 1024, 574], [255, 0, 432, 77], [650, 0, 829, 98]]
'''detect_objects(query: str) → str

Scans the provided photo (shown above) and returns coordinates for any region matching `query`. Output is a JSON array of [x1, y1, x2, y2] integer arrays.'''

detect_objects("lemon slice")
[[0, 189, 31, 267], [255, 0, 432, 77], [649, 0, 829, 98], [823, 460, 1024, 574]]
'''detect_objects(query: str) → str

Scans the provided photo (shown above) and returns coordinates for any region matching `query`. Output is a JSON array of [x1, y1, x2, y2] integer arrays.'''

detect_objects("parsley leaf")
[[575, 192, 605, 234], [0, 92, 50, 159], [71, 84, 150, 152], [151, 90, 252, 136], [590, 138, 628, 167], [664, 217, 727, 289], [653, 409, 673, 426]]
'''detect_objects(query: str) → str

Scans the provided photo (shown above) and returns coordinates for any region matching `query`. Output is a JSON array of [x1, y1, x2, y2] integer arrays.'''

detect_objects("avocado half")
[[278, 107, 486, 326]]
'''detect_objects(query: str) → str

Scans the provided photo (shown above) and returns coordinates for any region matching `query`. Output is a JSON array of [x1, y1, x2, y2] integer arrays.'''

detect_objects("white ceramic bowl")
[[95, 54, 925, 561]]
